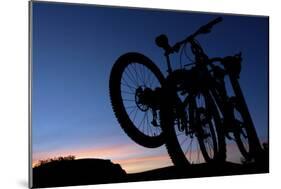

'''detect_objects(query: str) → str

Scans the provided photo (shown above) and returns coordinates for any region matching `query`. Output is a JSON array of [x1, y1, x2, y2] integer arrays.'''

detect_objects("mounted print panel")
[[29, 1, 269, 188]]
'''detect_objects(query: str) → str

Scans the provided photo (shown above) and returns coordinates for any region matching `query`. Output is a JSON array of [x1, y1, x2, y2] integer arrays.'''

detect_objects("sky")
[[31, 2, 268, 173]]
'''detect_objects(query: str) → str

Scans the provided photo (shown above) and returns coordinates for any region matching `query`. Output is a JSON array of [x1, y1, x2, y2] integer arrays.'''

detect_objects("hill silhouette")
[[32, 158, 126, 188], [32, 158, 268, 188], [127, 161, 268, 182]]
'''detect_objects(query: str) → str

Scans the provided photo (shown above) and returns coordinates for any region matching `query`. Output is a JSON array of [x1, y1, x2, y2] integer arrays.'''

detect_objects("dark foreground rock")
[[32, 158, 126, 188], [127, 161, 269, 182], [32, 159, 268, 188]]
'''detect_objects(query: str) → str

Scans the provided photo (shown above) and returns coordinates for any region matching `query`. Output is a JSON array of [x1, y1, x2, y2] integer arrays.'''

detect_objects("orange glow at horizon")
[[32, 141, 251, 173], [113, 154, 173, 173], [32, 144, 173, 173]]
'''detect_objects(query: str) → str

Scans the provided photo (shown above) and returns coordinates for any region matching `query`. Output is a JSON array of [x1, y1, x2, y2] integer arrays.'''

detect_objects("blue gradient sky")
[[32, 2, 268, 172]]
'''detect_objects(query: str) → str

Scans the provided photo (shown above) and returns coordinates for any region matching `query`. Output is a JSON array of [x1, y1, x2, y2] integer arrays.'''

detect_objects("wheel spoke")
[[123, 99, 135, 102], [121, 90, 135, 95], [125, 105, 137, 109], [128, 106, 138, 116], [131, 63, 141, 86], [138, 111, 147, 132], [141, 65, 148, 86], [124, 69, 138, 87], [127, 65, 140, 86], [133, 107, 139, 123], [121, 79, 136, 93]]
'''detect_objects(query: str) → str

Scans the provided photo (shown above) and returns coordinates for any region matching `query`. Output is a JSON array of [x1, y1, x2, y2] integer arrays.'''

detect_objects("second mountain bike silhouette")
[[109, 17, 263, 166]]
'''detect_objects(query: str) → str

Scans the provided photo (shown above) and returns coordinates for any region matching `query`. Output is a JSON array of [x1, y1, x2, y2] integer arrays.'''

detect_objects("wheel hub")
[[135, 86, 159, 111]]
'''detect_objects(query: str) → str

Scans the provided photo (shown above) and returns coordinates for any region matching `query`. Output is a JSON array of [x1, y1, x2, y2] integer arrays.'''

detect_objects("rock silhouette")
[[32, 158, 126, 188], [32, 158, 268, 188]]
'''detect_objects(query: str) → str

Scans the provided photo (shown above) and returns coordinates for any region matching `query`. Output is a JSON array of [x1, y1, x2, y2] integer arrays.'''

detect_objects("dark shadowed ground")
[[32, 157, 268, 188]]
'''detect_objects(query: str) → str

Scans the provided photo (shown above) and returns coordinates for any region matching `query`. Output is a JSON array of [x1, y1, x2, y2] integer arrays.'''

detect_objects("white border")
[[0, 0, 279, 189]]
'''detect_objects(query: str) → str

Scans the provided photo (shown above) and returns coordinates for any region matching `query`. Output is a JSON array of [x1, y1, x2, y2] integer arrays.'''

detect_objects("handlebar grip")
[[207, 17, 223, 28], [196, 16, 223, 34]]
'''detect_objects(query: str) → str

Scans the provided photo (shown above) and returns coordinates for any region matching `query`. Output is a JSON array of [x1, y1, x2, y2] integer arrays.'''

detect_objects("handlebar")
[[175, 16, 223, 50], [156, 16, 223, 55]]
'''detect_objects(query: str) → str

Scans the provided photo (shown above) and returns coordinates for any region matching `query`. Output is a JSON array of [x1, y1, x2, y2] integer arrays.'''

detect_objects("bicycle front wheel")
[[160, 90, 224, 166], [109, 52, 165, 148]]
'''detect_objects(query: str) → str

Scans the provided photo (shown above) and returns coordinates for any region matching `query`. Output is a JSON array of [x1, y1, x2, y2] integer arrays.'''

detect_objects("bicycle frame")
[[158, 17, 263, 160]]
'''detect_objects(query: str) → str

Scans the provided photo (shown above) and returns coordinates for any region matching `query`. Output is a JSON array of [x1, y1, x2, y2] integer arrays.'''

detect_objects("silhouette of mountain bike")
[[109, 17, 263, 166]]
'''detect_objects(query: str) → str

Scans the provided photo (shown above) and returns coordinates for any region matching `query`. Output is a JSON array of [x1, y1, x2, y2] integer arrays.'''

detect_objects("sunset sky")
[[31, 2, 268, 173]]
